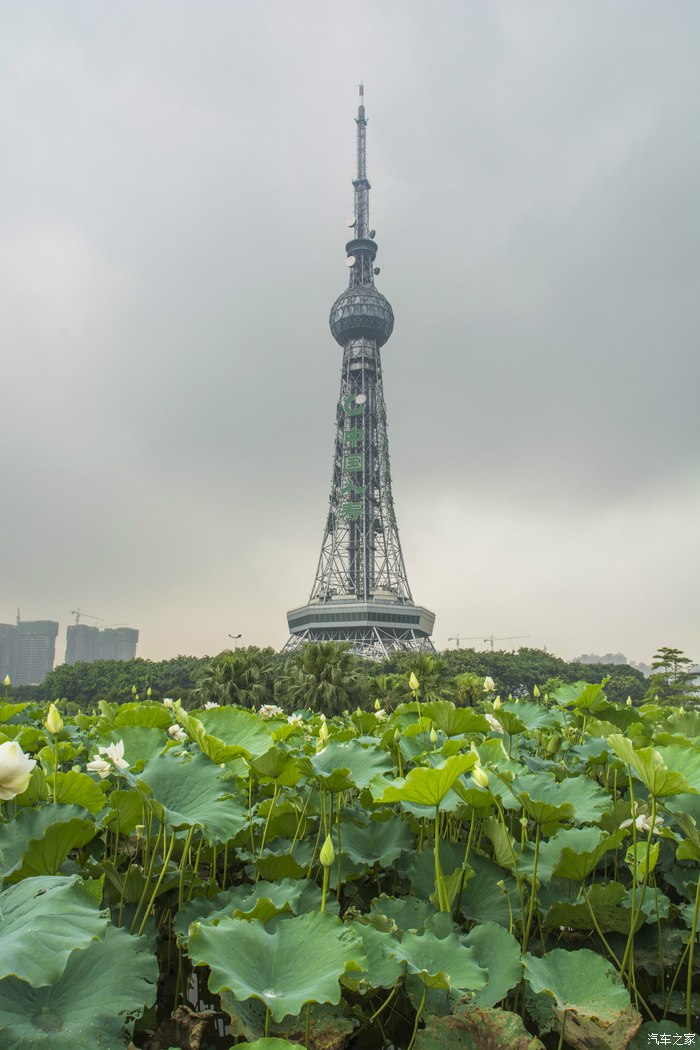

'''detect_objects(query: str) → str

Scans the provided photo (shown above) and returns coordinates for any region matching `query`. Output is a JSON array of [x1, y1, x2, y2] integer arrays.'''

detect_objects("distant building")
[[0, 620, 59, 686], [65, 625, 139, 665]]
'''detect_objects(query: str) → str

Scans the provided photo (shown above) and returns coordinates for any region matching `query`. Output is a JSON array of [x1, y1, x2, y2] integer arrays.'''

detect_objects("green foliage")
[[0, 676, 697, 1045], [645, 646, 700, 705]]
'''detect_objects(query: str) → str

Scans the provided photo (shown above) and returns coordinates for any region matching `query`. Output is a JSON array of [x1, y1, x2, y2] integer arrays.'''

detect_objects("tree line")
[[9, 643, 696, 715]]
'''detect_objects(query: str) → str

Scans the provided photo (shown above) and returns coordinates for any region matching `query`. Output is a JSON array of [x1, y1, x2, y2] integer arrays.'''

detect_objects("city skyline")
[[2, 3, 698, 668]]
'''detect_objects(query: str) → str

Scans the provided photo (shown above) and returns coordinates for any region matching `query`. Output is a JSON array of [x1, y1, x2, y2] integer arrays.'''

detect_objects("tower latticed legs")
[[284, 88, 435, 660]]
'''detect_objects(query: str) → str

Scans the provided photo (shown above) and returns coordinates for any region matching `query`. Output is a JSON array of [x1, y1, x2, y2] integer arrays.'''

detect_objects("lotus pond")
[[0, 680, 698, 1049]]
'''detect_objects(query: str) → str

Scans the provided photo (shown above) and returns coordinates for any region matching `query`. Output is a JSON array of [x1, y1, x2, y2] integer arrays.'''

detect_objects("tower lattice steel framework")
[[285, 87, 435, 659]]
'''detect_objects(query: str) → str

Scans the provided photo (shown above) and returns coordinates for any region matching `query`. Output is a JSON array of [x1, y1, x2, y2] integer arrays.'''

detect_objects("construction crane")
[[448, 636, 466, 648], [458, 634, 531, 651], [71, 609, 104, 625]]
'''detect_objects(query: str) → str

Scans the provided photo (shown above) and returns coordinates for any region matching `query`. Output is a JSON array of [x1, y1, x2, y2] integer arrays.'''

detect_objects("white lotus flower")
[[203, 701, 220, 710], [259, 704, 284, 719], [287, 713, 303, 725], [620, 802, 664, 835], [86, 756, 113, 779], [162, 698, 174, 708], [168, 725, 187, 743], [485, 713, 504, 734], [87, 739, 129, 778], [0, 741, 36, 800], [483, 676, 495, 692], [374, 708, 387, 721]]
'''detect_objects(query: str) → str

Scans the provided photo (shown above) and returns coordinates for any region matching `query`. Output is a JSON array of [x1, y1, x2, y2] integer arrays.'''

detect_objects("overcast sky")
[[1, 1, 698, 667]]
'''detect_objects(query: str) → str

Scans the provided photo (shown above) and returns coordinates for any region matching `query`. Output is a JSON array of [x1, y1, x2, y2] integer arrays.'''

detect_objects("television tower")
[[285, 87, 435, 659]]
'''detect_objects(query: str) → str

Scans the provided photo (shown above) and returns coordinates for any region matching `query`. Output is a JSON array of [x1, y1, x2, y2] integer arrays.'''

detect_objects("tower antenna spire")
[[353, 82, 369, 243], [284, 90, 435, 659]]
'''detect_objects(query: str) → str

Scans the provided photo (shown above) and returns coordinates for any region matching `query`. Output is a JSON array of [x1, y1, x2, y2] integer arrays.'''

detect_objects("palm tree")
[[282, 642, 365, 716], [197, 646, 276, 709]]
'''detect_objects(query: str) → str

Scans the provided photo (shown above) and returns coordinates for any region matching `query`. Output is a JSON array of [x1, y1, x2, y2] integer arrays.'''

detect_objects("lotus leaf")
[[524, 948, 638, 1047], [461, 922, 522, 1007], [376, 752, 477, 808], [607, 735, 693, 797], [248, 746, 301, 786], [341, 815, 413, 867], [0, 803, 95, 882], [0, 875, 108, 986], [421, 700, 490, 737], [174, 878, 333, 940], [391, 929, 488, 991], [508, 770, 611, 824], [113, 700, 174, 729], [137, 749, 247, 842], [0, 925, 157, 1049], [191, 706, 274, 758], [345, 921, 405, 991], [50, 770, 106, 813], [101, 725, 168, 767], [187, 911, 366, 1021], [307, 738, 392, 791]]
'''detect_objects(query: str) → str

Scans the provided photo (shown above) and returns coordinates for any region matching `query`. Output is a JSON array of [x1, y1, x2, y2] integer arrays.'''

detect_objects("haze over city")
[[2, 2, 698, 667]]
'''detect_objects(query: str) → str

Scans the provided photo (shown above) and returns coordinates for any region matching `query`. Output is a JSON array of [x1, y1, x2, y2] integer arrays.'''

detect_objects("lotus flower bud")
[[430, 726, 438, 745], [472, 765, 489, 789], [3, 675, 10, 688], [132, 685, 137, 695], [493, 696, 502, 710], [45, 703, 63, 735], [626, 696, 633, 706], [409, 672, 420, 693], [374, 698, 381, 711], [533, 684, 541, 698], [319, 721, 329, 744], [483, 676, 495, 692], [320, 834, 335, 868], [393, 728, 400, 742], [147, 687, 152, 698]]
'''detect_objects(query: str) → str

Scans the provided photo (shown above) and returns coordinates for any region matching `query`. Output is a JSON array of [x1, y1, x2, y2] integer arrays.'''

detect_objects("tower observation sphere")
[[284, 86, 435, 660]]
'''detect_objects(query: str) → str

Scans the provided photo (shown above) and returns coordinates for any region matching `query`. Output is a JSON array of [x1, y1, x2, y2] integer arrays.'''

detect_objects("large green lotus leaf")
[[174, 879, 333, 941], [188, 911, 366, 1022], [407, 841, 464, 901], [190, 707, 274, 758], [459, 853, 517, 926], [514, 826, 607, 884], [551, 681, 607, 711], [415, 1007, 545, 1050], [0, 701, 30, 721], [101, 726, 168, 768], [370, 894, 435, 932], [306, 738, 393, 791], [344, 921, 405, 991], [0, 875, 108, 986], [112, 700, 174, 729], [524, 948, 632, 1023], [102, 786, 146, 835], [461, 923, 521, 1008], [500, 701, 562, 732], [137, 749, 247, 842], [391, 929, 488, 991], [551, 826, 627, 882], [52, 771, 107, 814], [545, 881, 666, 934], [341, 815, 413, 867], [0, 804, 95, 882], [656, 743, 700, 792], [248, 747, 301, 787], [96, 858, 181, 905], [662, 709, 700, 739], [508, 771, 611, 825], [607, 735, 693, 797], [0, 924, 158, 1049], [421, 701, 490, 737], [376, 753, 477, 808]]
